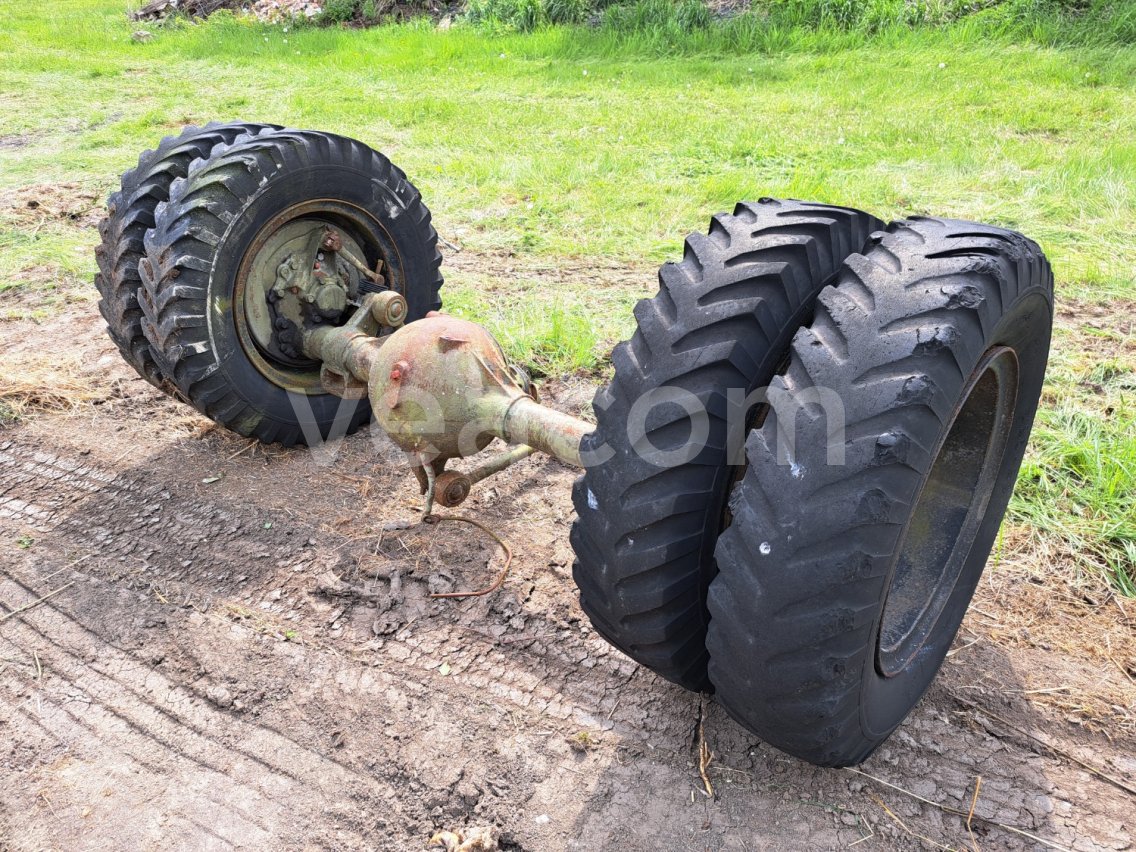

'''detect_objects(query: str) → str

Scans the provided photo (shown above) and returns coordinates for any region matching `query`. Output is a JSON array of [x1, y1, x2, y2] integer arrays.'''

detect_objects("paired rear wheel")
[[570, 199, 884, 690], [96, 123, 442, 445], [572, 213, 1052, 765], [97, 126, 1052, 767]]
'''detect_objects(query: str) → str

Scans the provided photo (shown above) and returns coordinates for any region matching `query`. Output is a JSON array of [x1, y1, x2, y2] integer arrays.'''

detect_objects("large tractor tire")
[[95, 121, 282, 388], [137, 128, 443, 446], [707, 217, 1053, 766], [570, 199, 883, 690]]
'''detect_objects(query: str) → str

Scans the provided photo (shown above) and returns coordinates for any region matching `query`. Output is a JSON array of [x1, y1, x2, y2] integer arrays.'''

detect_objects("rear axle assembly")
[[95, 122, 1054, 767], [304, 287, 592, 512]]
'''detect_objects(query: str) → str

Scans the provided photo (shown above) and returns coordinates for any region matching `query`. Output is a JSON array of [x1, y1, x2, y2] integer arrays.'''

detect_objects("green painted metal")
[[303, 310, 591, 476]]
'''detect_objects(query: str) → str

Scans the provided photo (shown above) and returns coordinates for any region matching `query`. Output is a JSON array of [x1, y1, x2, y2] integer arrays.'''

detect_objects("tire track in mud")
[[376, 619, 691, 744], [3, 436, 1113, 850], [2, 666, 278, 847], [0, 437, 706, 847], [1, 559, 620, 850], [7, 701, 274, 846], [0, 441, 696, 749], [0, 442, 121, 530], [0, 571, 415, 847], [0, 442, 261, 574]]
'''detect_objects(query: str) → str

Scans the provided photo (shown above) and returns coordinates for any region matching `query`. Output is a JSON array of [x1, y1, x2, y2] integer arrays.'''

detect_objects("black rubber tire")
[[94, 121, 282, 388], [137, 128, 443, 447], [707, 217, 1053, 766], [570, 199, 884, 690]]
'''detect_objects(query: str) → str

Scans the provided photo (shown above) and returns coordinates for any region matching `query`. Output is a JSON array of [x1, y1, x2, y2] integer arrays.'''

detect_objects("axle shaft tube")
[[500, 397, 588, 468], [469, 444, 539, 483]]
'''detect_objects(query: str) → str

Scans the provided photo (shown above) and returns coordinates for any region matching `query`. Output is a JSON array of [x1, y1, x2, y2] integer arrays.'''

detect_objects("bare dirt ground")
[[1, 255, 1134, 851]]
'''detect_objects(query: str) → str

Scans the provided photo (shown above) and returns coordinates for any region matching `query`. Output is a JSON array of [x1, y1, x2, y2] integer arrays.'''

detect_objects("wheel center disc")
[[233, 200, 394, 393], [876, 345, 1020, 678], [243, 218, 365, 360]]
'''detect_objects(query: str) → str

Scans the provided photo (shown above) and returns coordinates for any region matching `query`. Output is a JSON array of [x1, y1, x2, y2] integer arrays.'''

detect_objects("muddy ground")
[[0, 252, 1134, 851]]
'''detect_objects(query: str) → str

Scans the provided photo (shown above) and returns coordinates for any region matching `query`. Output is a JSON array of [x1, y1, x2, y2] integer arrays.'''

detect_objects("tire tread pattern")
[[94, 122, 282, 387], [570, 199, 883, 690], [706, 216, 1052, 765]]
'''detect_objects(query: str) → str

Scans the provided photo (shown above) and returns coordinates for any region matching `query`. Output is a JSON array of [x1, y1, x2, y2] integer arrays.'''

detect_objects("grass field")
[[0, 0, 1133, 591]]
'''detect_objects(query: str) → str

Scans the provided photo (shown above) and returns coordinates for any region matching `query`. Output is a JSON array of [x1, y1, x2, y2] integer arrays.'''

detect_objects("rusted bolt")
[[390, 359, 409, 382], [321, 229, 342, 251], [435, 471, 472, 508]]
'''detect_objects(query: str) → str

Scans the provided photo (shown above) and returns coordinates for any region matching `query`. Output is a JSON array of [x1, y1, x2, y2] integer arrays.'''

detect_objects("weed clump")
[[458, 0, 1133, 46]]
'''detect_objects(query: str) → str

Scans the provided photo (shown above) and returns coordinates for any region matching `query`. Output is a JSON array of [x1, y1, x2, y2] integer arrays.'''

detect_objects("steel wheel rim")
[[233, 199, 398, 393], [876, 345, 1020, 678]]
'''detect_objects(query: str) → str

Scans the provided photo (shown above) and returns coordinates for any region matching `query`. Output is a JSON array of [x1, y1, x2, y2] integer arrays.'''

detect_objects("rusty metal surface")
[[305, 311, 591, 508], [234, 209, 389, 394], [434, 444, 539, 508], [365, 314, 589, 469], [302, 291, 393, 392], [433, 471, 472, 508], [366, 314, 513, 459], [499, 397, 587, 468], [370, 291, 407, 327], [469, 443, 538, 483]]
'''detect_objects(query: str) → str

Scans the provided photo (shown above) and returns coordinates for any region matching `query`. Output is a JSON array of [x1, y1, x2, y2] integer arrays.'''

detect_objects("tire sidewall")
[[205, 163, 436, 430], [859, 287, 1053, 745]]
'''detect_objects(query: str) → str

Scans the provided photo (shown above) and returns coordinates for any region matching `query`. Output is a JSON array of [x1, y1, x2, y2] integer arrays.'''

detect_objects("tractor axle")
[[98, 122, 1054, 767], [303, 289, 592, 508]]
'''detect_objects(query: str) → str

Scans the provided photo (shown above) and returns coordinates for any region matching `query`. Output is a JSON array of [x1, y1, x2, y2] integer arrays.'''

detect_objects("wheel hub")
[[235, 200, 395, 391], [243, 218, 368, 366]]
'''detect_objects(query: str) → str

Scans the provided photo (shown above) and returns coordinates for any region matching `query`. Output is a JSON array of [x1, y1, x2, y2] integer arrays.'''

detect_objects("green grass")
[[472, 0, 1133, 42], [1010, 323, 1136, 595], [2, 1, 1134, 301], [0, 222, 91, 320], [447, 294, 604, 377], [0, 0, 1133, 590]]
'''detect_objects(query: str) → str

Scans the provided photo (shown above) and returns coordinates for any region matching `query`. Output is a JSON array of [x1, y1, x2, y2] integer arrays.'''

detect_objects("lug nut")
[[321, 229, 342, 251]]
